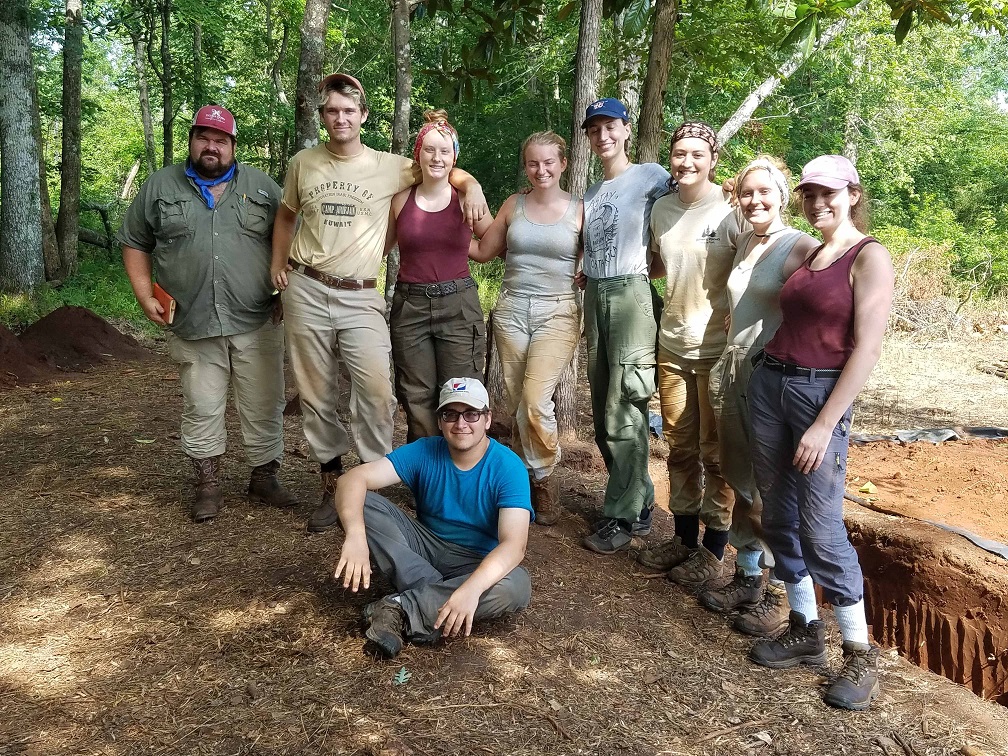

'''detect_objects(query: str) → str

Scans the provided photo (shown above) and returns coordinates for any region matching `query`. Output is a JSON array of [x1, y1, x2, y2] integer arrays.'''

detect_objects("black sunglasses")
[[437, 408, 488, 424]]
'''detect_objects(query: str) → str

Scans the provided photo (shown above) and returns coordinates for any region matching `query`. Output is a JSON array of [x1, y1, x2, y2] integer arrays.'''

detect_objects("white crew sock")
[[784, 575, 818, 622], [833, 600, 870, 645]]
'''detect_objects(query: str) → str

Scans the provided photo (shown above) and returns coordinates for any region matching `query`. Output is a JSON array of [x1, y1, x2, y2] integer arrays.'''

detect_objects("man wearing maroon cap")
[[270, 73, 489, 533], [118, 105, 298, 524]]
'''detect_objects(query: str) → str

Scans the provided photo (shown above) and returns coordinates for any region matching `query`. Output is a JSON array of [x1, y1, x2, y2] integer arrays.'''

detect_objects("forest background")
[[1, 0, 1007, 331]]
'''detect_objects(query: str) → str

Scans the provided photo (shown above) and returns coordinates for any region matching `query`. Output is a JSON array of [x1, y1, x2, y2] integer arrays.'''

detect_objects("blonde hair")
[[733, 155, 793, 219], [317, 80, 366, 113], [521, 131, 567, 164]]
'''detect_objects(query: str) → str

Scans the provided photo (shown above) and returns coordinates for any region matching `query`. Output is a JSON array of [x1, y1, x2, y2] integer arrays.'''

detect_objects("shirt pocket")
[[154, 197, 192, 241], [238, 194, 273, 237]]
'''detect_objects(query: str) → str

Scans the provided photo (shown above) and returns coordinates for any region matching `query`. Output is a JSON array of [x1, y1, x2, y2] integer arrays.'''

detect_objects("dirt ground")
[[1, 321, 1008, 755]]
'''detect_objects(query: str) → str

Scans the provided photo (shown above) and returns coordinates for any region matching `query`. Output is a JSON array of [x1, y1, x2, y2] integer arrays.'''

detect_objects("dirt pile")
[[2, 306, 148, 389]]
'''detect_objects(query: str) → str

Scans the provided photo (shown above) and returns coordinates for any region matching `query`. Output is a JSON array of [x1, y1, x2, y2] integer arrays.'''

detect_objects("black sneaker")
[[823, 642, 880, 711], [364, 597, 407, 658], [630, 503, 654, 536], [749, 610, 827, 669], [699, 568, 763, 613], [582, 518, 632, 554]]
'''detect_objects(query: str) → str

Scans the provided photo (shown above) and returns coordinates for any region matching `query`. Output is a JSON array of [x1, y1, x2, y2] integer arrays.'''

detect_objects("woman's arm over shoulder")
[[470, 194, 517, 263], [781, 231, 820, 279]]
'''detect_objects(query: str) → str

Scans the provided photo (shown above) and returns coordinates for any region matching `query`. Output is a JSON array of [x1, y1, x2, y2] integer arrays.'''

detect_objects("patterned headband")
[[413, 121, 460, 164], [671, 121, 718, 154]]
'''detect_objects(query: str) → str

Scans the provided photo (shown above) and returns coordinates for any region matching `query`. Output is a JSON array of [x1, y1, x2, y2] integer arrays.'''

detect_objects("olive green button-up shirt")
[[116, 162, 281, 341]]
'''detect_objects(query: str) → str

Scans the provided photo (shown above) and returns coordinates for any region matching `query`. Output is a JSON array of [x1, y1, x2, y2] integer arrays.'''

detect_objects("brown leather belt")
[[398, 277, 476, 298], [289, 260, 376, 290]]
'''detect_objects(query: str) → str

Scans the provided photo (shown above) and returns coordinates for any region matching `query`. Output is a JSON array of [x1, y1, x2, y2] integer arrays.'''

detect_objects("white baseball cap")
[[437, 377, 490, 411]]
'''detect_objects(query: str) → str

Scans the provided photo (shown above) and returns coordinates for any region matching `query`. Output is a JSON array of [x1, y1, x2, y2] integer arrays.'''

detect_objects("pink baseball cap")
[[795, 155, 859, 190], [318, 72, 366, 100], [192, 105, 237, 137]]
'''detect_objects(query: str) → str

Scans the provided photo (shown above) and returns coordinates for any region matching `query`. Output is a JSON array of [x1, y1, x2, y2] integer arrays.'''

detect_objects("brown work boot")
[[637, 537, 694, 571], [699, 568, 764, 613], [307, 467, 343, 533], [365, 597, 407, 658], [248, 459, 298, 508], [190, 455, 223, 523], [667, 545, 725, 592], [531, 474, 561, 526], [733, 581, 791, 637]]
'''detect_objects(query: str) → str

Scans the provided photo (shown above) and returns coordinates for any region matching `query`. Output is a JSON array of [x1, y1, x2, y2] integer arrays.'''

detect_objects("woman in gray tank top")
[[698, 156, 816, 637], [472, 131, 583, 526]]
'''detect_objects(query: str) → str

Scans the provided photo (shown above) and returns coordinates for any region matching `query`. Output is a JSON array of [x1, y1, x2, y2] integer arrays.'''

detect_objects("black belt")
[[398, 277, 476, 298], [754, 351, 843, 377], [289, 260, 376, 290]]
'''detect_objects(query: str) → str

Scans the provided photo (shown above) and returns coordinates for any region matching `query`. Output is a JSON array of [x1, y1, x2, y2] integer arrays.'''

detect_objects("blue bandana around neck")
[[185, 161, 236, 208]]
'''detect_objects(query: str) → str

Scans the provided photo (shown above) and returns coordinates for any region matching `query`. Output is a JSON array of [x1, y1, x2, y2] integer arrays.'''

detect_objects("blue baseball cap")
[[581, 98, 629, 129]]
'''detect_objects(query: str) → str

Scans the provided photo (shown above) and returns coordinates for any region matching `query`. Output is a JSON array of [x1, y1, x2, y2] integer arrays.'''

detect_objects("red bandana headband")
[[413, 121, 460, 163]]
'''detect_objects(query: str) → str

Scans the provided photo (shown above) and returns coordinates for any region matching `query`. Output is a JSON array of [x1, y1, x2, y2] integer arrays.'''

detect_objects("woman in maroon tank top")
[[745, 155, 894, 712], [386, 110, 494, 442]]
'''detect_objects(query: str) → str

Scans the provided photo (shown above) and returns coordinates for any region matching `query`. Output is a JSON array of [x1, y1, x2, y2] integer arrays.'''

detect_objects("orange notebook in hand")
[[153, 282, 176, 325]]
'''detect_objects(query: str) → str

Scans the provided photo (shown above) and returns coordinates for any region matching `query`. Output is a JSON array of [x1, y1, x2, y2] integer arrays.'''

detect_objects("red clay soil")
[[16, 305, 148, 375], [0, 325, 46, 388], [847, 439, 1008, 545]]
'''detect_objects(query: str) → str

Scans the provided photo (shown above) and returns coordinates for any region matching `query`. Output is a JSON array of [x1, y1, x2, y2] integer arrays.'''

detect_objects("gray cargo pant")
[[584, 275, 657, 523], [363, 493, 532, 637]]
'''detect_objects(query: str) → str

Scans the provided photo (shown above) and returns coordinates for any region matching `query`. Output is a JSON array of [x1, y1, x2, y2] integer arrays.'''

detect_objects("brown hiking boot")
[[190, 455, 223, 523], [667, 545, 725, 592], [531, 475, 561, 526], [248, 459, 298, 508], [365, 597, 407, 658], [699, 568, 764, 613], [733, 581, 791, 637], [307, 468, 343, 533], [637, 537, 694, 571], [824, 642, 881, 711], [748, 610, 827, 669]]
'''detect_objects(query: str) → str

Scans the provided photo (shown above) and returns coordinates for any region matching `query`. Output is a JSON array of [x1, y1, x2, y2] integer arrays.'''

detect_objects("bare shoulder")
[[391, 187, 412, 217]]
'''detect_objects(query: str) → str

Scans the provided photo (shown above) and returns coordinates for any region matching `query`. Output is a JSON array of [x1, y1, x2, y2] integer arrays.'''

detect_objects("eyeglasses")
[[437, 408, 487, 424]]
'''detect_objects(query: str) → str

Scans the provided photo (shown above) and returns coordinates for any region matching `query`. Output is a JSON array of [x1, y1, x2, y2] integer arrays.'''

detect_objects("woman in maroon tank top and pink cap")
[[745, 154, 894, 712], [387, 110, 494, 442]]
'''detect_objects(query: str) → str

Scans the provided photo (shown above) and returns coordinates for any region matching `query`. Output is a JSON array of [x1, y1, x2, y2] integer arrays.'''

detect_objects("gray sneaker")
[[637, 537, 694, 570], [582, 518, 632, 555], [630, 503, 654, 536]]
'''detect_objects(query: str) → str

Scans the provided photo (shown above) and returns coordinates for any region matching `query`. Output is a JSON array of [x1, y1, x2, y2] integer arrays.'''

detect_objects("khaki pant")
[[390, 283, 486, 442], [657, 349, 734, 529], [282, 270, 396, 463], [167, 319, 285, 466], [493, 291, 579, 479], [709, 345, 773, 566]]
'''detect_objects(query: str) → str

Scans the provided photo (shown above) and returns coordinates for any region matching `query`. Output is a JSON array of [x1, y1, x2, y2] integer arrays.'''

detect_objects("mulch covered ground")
[[1, 313, 1007, 755]]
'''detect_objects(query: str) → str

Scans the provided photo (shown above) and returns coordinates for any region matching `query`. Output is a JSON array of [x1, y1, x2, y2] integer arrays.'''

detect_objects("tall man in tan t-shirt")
[[271, 73, 487, 533]]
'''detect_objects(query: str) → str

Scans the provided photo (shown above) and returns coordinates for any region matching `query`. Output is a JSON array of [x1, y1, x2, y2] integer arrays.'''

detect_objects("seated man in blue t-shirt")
[[333, 376, 534, 658]]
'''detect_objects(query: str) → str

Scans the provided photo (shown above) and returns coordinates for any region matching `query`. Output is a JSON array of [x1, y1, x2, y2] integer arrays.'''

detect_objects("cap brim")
[[795, 175, 851, 191], [437, 397, 486, 411], [318, 72, 366, 98]]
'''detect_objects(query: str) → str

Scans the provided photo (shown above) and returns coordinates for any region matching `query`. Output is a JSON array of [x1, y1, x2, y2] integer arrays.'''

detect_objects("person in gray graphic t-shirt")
[[578, 98, 673, 556]]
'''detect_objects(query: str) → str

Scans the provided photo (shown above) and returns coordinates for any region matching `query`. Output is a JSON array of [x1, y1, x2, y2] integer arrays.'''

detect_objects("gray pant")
[[584, 275, 657, 522], [748, 362, 861, 606], [390, 283, 486, 442], [363, 493, 532, 637]]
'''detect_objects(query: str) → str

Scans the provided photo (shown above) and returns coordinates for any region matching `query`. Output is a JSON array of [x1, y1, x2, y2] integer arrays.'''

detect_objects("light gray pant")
[[167, 319, 285, 466], [282, 270, 397, 463], [363, 493, 532, 637]]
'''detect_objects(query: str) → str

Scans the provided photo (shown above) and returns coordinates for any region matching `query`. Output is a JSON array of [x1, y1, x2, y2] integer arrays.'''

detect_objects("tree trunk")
[[0, 0, 45, 292], [567, 0, 602, 196], [131, 29, 157, 176], [159, 0, 173, 165], [613, 9, 646, 125], [385, 0, 412, 315], [554, 351, 579, 441], [294, 0, 332, 153], [33, 74, 62, 281], [192, 21, 204, 109], [636, 0, 678, 164], [484, 309, 506, 416], [716, 1, 867, 146], [55, 0, 83, 278]]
